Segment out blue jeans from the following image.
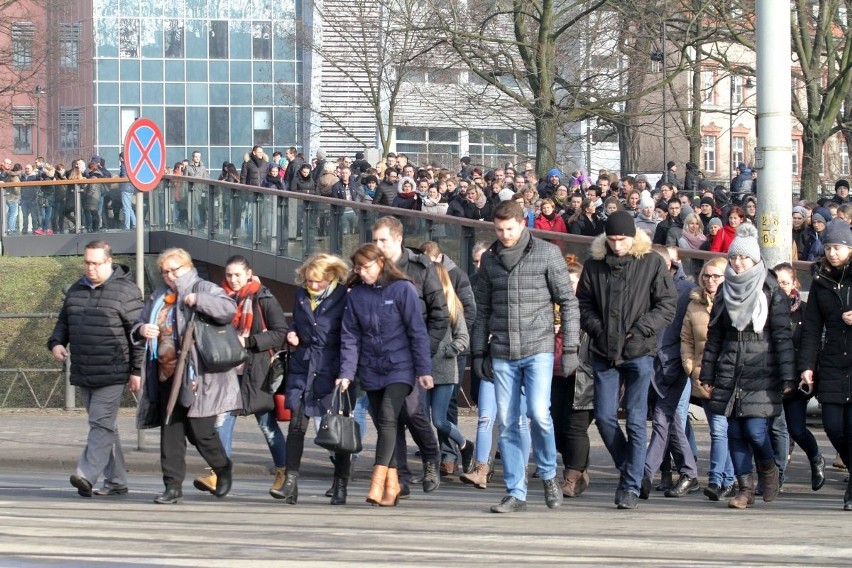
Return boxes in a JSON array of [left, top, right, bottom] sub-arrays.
[[5, 200, 18, 233], [676, 380, 698, 458], [492, 353, 557, 500], [593, 355, 653, 495], [728, 416, 774, 475], [783, 397, 821, 461], [427, 383, 466, 448], [702, 400, 735, 486], [121, 191, 136, 229], [767, 412, 789, 482], [474, 379, 529, 463], [215, 410, 286, 468], [20, 200, 39, 233], [40, 206, 52, 231]]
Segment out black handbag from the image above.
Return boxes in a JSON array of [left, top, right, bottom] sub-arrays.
[[262, 349, 290, 395], [314, 385, 362, 454], [191, 283, 248, 373]]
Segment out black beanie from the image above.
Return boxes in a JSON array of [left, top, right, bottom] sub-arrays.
[[836, 179, 850, 191], [605, 210, 637, 237]]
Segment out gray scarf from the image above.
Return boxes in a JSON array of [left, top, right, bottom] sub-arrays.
[[496, 229, 531, 271], [719, 260, 767, 331]]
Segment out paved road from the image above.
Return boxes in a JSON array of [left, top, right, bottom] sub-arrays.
[[1, 410, 851, 566]]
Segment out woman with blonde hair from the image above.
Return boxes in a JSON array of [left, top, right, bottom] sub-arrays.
[[425, 262, 473, 473], [279, 253, 352, 505]]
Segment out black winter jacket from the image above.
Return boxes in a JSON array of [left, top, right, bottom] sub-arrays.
[[374, 179, 398, 206], [291, 171, 316, 194], [240, 153, 268, 186], [799, 260, 852, 404], [47, 265, 144, 388], [700, 271, 795, 417], [577, 231, 677, 365], [238, 286, 288, 415], [396, 248, 450, 355]]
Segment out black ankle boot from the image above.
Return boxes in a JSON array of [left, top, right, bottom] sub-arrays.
[[330, 476, 348, 505], [844, 477, 852, 511], [281, 471, 299, 504], [213, 461, 232, 498], [811, 455, 826, 491]]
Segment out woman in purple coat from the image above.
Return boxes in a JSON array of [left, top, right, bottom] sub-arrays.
[[277, 253, 351, 505], [337, 243, 433, 507]]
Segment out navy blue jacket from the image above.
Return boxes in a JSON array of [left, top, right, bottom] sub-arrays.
[[285, 283, 347, 417], [339, 278, 431, 391]]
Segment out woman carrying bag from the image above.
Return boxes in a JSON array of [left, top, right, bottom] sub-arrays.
[[193, 255, 289, 499], [134, 248, 241, 504], [277, 253, 351, 505]]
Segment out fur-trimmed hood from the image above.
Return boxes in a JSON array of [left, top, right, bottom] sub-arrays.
[[589, 229, 652, 260], [689, 285, 714, 307]]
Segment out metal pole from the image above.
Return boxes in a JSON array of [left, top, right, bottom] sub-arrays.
[[754, 0, 791, 268], [730, 75, 734, 182], [135, 188, 146, 451], [661, 5, 668, 174]]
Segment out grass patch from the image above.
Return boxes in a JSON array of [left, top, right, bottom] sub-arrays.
[[0, 255, 138, 407]]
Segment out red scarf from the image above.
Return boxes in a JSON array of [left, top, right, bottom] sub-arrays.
[[222, 276, 262, 335]]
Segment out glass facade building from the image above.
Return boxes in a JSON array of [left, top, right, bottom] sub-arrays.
[[91, 0, 304, 169]]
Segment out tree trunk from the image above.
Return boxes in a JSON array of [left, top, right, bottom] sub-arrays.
[[535, 113, 558, 176], [688, 60, 702, 165], [800, 129, 825, 202], [616, 122, 640, 173]]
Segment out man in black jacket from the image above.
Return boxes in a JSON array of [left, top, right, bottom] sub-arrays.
[[374, 169, 400, 206], [239, 145, 267, 186], [577, 211, 677, 509], [47, 241, 144, 497], [372, 217, 448, 495]]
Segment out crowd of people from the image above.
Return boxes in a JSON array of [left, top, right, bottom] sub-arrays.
[[36, 146, 852, 514]]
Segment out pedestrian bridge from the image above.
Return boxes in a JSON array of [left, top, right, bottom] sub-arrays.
[[0, 175, 802, 289]]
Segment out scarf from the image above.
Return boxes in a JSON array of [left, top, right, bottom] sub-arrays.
[[789, 289, 802, 314], [364, 186, 377, 200], [474, 193, 487, 209], [719, 260, 767, 331], [496, 229, 531, 271], [680, 230, 707, 250], [307, 280, 337, 311], [397, 190, 416, 199], [553, 194, 568, 209], [149, 291, 178, 382], [223, 276, 262, 336]]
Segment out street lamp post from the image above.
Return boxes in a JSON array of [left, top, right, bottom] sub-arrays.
[[33, 85, 46, 159], [729, 76, 754, 182]]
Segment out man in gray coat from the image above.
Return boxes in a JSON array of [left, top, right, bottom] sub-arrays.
[[48, 241, 144, 497], [472, 200, 581, 513]]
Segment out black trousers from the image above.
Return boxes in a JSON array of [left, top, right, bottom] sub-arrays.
[[158, 384, 228, 490], [395, 382, 440, 483], [369, 383, 412, 468], [286, 400, 351, 479], [550, 374, 594, 471]]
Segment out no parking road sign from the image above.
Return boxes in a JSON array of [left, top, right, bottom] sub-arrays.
[[123, 118, 165, 192]]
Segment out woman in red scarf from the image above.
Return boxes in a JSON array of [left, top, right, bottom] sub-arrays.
[[192, 255, 289, 499]]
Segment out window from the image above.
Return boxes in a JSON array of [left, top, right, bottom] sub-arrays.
[[12, 107, 34, 154], [252, 22, 271, 59], [59, 108, 81, 151], [702, 135, 716, 173], [120, 108, 139, 145], [843, 147, 850, 176], [731, 75, 743, 105], [120, 19, 139, 58], [253, 108, 273, 146], [396, 127, 459, 166], [701, 70, 715, 105], [165, 107, 186, 145], [59, 23, 81, 70], [792, 139, 799, 175], [468, 129, 534, 168], [209, 21, 229, 59], [12, 22, 35, 69], [210, 107, 230, 145], [732, 136, 745, 168], [165, 20, 184, 58]]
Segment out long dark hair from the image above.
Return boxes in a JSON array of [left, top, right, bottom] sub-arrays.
[[346, 243, 410, 287]]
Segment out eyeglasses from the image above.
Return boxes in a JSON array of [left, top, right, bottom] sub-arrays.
[[84, 260, 109, 268], [161, 265, 185, 276], [353, 261, 377, 274], [702, 274, 724, 280]]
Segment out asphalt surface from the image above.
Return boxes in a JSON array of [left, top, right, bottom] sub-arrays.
[[1, 409, 851, 566]]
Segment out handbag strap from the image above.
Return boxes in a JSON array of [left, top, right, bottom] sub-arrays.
[[331, 384, 353, 416]]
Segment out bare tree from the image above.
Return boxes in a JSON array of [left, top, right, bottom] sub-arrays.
[[0, 0, 53, 123]]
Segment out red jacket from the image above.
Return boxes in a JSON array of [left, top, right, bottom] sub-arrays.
[[534, 213, 568, 233], [710, 223, 737, 253]]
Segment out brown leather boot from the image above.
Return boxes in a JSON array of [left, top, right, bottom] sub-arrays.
[[380, 467, 401, 507], [727, 474, 755, 509], [757, 460, 780, 502], [460, 461, 490, 489], [366, 465, 389, 505], [562, 468, 589, 498]]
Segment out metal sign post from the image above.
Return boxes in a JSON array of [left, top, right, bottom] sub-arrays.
[[123, 117, 165, 450]]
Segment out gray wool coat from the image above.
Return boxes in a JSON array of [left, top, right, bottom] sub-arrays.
[[134, 269, 242, 427], [432, 313, 469, 385]]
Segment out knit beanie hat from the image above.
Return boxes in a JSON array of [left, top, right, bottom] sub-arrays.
[[812, 206, 832, 224], [498, 188, 515, 201], [836, 179, 850, 191], [708, 217, 723, 229], [605, 210, 637, 237], [700, 196, 716, 207], [823, 219, 852, 247], [727, 224, 761, 263], [639, 194, 655, 209], [635, 174, 648, 184], [792, 205, 808, 218]]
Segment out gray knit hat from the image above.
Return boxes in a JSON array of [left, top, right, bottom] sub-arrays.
[[709, 217, 723, 229], [823, 219, 852, 247], [727, 224, 761, 263]]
